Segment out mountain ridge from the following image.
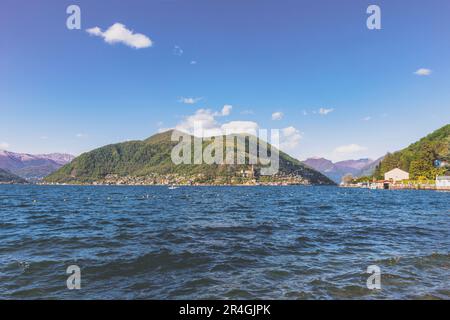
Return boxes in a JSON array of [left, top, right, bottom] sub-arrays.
[[0, 150, 75, 181], [45, 130, 335, 185], [302, 157, 381, 183], [0, 168, 27, 184]]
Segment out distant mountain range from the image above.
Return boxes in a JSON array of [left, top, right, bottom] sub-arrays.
[[0, 168, 27, 184], [302, 157, 383, 183], [45, 130, 335, 185], [0, 150, 75, 182]]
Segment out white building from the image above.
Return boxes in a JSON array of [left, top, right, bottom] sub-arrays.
[[436, 176, 450, 189], [384, 168, 409, 182]]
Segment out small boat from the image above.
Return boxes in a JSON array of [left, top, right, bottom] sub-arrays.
[[168, 185, 179, 190]]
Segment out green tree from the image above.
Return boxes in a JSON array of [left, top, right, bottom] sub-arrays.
[[410, 159, 434, 180]]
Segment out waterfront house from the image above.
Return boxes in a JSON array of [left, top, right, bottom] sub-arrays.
[[436, 176, 450, 190], [384, 168, 409, 182]]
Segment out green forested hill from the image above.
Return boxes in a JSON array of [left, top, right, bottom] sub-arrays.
[[373, 124, 450, 179], [45, 130, 335, 185]]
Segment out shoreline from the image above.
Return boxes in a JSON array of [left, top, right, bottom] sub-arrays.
[[339, 185, 450, 192], [3, 183, 449, 190], [38, 182, 316, 187], [1, 182, 333, 187]]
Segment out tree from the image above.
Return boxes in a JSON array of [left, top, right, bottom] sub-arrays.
[[410, 159, 434, 180]]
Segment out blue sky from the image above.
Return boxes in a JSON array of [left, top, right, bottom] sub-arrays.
[[1, 0, 449, 161]]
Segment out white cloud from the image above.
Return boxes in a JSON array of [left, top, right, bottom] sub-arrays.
[[362, 116, 371, 121], [175, 106, 258, 137], [86, 23, 152, 49], [221, 121, 259, 135], [219, 105, 232, 116], [175, 108, 222, 136], [76, 133, 88, 138], [190, 61, 197, 65], [0, 142, 9, 150], [318, 108, 334, 115], [414, 68, 432, 76], [173, 45, 183, 56], [86, 26, 102, 36], [174, 107, 302, 155], [280, 126, 302, 151], [271, 112, 284, 121], [302, 110, 308, 116], [334, 144, 367, 154], [179, 97, 202, 105]]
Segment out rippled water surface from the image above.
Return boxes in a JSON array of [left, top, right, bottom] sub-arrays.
[[0, 185, 449, 299]]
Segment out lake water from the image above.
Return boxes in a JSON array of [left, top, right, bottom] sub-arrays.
[[0, 185, 448, 299]]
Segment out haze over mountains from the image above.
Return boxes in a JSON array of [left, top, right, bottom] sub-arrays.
[[0, 150, 74, 181], [302, 157, 383, 183]]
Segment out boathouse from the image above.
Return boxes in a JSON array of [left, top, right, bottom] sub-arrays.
[[384, 168, 409, 182]]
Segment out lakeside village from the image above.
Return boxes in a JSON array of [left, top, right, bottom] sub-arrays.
[[341, 161, 450, 191], [43, 165, 318, 186]]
